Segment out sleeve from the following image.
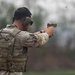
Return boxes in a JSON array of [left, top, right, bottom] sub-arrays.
[[20, 31, 49, 47]]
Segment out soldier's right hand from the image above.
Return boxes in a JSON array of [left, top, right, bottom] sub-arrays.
[[44, 26, 55, 37]]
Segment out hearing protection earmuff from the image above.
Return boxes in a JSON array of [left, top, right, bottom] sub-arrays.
[[22, 17, 33, 26]]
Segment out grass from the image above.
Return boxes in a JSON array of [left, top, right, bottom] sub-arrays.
[[23, 71, 75, 75]]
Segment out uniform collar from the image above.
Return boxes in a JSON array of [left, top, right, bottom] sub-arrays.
[[6, 24, 17, 28]]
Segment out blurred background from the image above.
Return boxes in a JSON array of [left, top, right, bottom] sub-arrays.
[[0, 0, 75, 74]]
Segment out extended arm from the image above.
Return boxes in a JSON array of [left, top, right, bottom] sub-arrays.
[[20, 26, 54, 47]]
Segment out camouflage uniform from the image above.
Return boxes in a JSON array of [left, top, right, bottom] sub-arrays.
[[0, 71, 22, 75], [0, 24, 49, 75]]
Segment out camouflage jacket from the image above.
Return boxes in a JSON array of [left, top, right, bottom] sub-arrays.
[[0, 24, 49, 72]]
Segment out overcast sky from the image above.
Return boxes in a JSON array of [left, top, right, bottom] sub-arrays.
[[0, 0, 75, 27]]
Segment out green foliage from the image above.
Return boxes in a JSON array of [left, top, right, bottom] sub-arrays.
[[0, 1, 16, 29], [32, 14, 43, 31], [0, 18, 7, 28]]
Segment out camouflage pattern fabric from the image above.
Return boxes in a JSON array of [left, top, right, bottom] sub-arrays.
[[0, 24, 49, 72], [0, 71, 23, 75]]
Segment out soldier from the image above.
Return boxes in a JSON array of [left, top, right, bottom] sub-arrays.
[[0, 7, 55, 75]]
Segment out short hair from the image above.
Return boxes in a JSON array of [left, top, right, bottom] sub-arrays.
[[13, 7, 32, 22]]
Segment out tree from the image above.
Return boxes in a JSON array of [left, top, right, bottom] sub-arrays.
[[0, 1, 16, 29]]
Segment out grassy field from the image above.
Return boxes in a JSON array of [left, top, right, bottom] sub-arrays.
[[23, 71, 75, 75]]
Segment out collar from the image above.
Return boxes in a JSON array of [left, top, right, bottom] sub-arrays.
[[6, 24, 17, 28]]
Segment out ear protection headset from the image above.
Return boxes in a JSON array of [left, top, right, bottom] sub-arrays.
[[22, 17, 33, 27]]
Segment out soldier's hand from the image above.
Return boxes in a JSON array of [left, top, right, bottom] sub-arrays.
[[44, 26, 55, 37]]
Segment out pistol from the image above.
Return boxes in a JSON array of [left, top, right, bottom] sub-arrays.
[[47, 23, 57, 27]]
